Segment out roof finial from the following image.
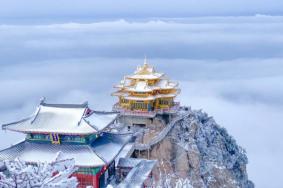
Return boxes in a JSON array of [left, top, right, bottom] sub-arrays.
[[144, 55, 147, 65], [40, 97, 46, 105]]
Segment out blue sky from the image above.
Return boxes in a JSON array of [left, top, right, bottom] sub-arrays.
[[0, 1, 282, 187], [0, 0, 283, 23]]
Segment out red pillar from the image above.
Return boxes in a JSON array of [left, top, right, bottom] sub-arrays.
[[93, 174, 99, 188]]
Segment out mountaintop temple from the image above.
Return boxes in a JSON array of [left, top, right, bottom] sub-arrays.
[[112, 59, 180, 118], [112, 59, 180, 128]]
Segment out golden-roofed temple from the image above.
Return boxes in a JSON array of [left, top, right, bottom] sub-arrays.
[[112, 58, 180, 117]]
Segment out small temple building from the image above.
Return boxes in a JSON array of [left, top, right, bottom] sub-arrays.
[[112, 59, 180, 126], [0, 99, 131, 188], [112, 59, 180, 118]]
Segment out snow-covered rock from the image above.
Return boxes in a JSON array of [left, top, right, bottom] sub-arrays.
[[137, 108, 254, 188]]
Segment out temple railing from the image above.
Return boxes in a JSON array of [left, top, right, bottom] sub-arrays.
[[112, 103, 156, 117], [112, 102, 180, 117]]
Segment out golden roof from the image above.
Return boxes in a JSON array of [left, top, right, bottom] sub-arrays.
[[125, 58, 164, 80], [113, 58, 180, 95]]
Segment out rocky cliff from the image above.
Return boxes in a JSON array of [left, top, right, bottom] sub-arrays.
[[136, 108, 254, 188]]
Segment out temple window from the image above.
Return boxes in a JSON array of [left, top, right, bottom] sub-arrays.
[[132, 102, 148, 110], [121, 98, 129, 103]]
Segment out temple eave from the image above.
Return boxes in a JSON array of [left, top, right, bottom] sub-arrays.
[[4, 128, 97, 136], [125, 74, 164, 80]]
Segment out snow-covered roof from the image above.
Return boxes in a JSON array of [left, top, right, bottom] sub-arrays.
[[135, 81, 149, 92], [117, 158, 143, 168], [0, 141, 105, 167], [84, 112, 117, 132], [115, 77, 178, 93], [2, 102, 117, 135], [126, 61, 164, 80], [115, 142, 135, 165], [117, 158, 157, 188], [0, 133, 132, 168], [156, 79, 179, 89], [125, 80, 178, 92], [126, 73, 164, 80], [91, 133, 132, 164], [113, 61, 180, 97], [124, 81, 153, 92], [112, 91, 129, 97], [116, 78, 132, 88]]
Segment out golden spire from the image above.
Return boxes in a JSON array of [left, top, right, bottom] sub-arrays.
[[144, 55, 148, 66]]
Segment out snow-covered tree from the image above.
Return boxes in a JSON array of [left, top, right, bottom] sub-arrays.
[[175, 178, 193, 188], [153, 159, 193, 188], [0, 152, 78, 188]]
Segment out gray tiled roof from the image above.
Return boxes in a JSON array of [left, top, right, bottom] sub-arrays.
[[117, 158, 157, 188], [0, 141, 105, 167], [0, 133, 132, 168], [2, 101, 116, 135], [91, 133, 132, 163], [117, 158, 143, 168]]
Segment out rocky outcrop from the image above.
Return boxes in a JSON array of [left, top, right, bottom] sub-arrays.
[[136, 108, 254, 188]]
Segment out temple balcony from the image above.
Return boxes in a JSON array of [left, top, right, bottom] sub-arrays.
[[112, 103, 157, 118], [112, 102, 180, 117]]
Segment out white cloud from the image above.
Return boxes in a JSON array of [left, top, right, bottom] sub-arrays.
[[1, 17, 283, 63]]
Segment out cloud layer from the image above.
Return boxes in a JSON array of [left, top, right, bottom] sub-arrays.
[[0, 17, 282, 187], [1, 16, 283, 63]]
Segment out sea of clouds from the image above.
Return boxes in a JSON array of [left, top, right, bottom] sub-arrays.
[[0, 16, 282, 187]]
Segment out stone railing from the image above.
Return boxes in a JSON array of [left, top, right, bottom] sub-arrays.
[[134, 112, 188, 151]]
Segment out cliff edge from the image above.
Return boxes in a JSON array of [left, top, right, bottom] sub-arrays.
[[136, 108, 254, 188]]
